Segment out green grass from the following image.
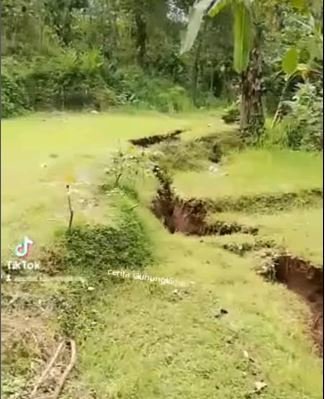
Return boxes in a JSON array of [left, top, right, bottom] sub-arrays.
[[2, 111, 323, 399], [211, 207, 323, 264], [174, 149, 322, 199], [72, 209, 322, 399], [1, 111, 224, 258]]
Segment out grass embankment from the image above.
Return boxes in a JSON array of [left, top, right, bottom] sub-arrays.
[[212, 208, 323, 264], [170, 146, 322, 264], [73, 208, 322, 399], [2, 111, 323, 399], [174, 149, 322, 199]]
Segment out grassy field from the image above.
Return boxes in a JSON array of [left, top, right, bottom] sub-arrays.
[[174, 149, 322, 199], [1, 110, 224, 258], [212, 208, 323, 264], [2, 111, 323, 399]]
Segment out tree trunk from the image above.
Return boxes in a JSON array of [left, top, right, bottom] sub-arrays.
[[240, 28, 264, 140], [191, 20, 207, 106], [135, 11, 147, 67]]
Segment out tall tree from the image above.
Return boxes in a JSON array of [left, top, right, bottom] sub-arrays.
[[181, 0, 265, 139]]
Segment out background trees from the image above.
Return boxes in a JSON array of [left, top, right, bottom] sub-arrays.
[[1, 0, 323, 151], [1, 0, 233, 114]]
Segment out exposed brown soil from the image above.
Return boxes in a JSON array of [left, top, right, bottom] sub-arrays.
[[273, 255, 323, 354], [129, 129, 185, 147], [151, 165, 323, 353], [151, 165, 258, 236]]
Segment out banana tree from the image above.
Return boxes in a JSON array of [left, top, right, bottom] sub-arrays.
[[181, 0, 265, 138], [272, 14, 323, 127]]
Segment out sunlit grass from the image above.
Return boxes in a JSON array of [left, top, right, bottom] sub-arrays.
[[1, 111, 222, 257], [174, 149, 322, 198], [2, 111, 323, 399], [212, 207, 323, 264], [76, 208, 323, 399]]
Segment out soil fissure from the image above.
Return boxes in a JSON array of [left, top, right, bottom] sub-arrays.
[[151, 165, 258, 236], [129, 129, 185, 147], [260, 253, 323, 354]]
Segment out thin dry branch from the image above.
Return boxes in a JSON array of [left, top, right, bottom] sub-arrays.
[[66, 184, 74, 230], [52, 339, 77, 399], [30, 340, 65, 398]]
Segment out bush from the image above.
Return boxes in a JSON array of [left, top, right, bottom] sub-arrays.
[[46, 199, 153, 279], [221, 101, 240, 124], [1, 51, 120, 117], [23, 51, 119, 110], [155, 86, 193, 112], [1, 71, 29, 118], [262, 83, 323, 151], [107, 66, 194, 112], [2, 54, 221, 117], [45, 199, 153, 337], [64, 205, 152, 274], [281, 83, 322, 150]]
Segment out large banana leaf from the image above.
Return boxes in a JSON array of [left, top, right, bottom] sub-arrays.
[[180, 0, 223, 55], [232, 2, 253, 73], [181, 0, 253, 73]]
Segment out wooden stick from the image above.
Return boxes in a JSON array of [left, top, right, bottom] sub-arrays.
[[30, 341, 65, 398], [52, 339, 77, 399], [66, 185, 74, 231]]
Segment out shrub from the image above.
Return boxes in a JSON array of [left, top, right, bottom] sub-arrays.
[[1, 55, 215, 117], [1, 71, 29, 118], [2, 51, 119, 116], [45, 199, 153, 279], [108, 66, 195, 112], [281, 83, 323, 151], [104, 147, 152, 189], [155, 86, 193, 112], [221, 101, 240, 124], [64, 205, 152, 275], [262, 83, 323, 151]]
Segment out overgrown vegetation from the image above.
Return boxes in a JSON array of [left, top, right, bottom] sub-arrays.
[[265, 83, 323, 150], [2, 111, 322, 399], [45, 198, 153, 277], [1, 0, 323, 397], [1, 0, 234, 116], [43, 195, 153, 341], [2, 0, 323, 153], [148, 129, 242, 173], [181, 0, 323, 146]]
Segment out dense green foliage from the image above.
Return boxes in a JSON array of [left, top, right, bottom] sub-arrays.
[[181, 0, 323, 146], [281, 83, 323, 150], [51, 195, 153, 337], [1, 0, 323, 151], [2, 0, 235, 116], [49, 200, 152, 277]]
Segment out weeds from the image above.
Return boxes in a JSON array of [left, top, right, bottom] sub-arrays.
[[208, 188, 322, 213], [150, 130, 242, 173], [49, 199, 153, 338]]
